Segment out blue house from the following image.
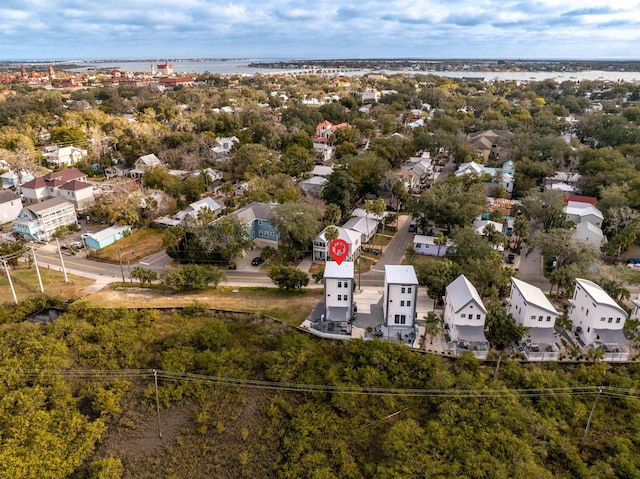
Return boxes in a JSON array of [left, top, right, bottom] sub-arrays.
[[231, 202, 279, 248], [85, 225, 131, 250]]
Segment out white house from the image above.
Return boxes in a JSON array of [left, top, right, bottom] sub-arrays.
[[383, 265, 419, 335], [412, 234, 453, 256], [564, 201, 604, 228], [173, 197, 222, 227], [313, 226, 361, 262], [130, 154, 163, 178], [57, 180, 94, 210], [0, 169, 34, 189], [574, 222, 605, 247], [43, 145, 87, 168], [324, 261, 355, 322], [443, 274, 489, 359], [569, 278, 629, 360], [311, 165, 333, 178], [508, 277, 559, 361], [455, 161, 484, 177], [19, 168, 91, 206], [342, 216, 378, 244], [360, 88, 380, 102], [211, 136, 239, 158], [0, 190, 22, 224], [13, 197, 77, 242]]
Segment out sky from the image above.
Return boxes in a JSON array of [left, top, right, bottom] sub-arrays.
[[2, 0, 640, 61]]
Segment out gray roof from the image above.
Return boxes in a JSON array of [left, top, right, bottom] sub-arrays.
[[456, 325, 488, 343], [86, 225, 131, 242], [528, 327, 557, 345], [342, 216, 378, 235], [28, 197, 75, 215], [446, 274, 486, 314], [231, 202, 274, 224], [576, 278, 627, 316], [324, 261, 354, 279], [593, 328, 627, 345], [385, 265, 418, 285], [511, 277, 557, 315], [0, 189, 19, 203]]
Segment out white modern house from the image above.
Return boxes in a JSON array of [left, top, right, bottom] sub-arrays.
[[564, 201, 604, 228], [569, 278, 629, 361], [507, 277, 559, 361], [313, 226, 361, 262], [382, 265, 419, 343], [455, 161, 484, 177], [0, 190, 22, 224], [13, 197, 77, 242], [211, 136, 239, 158], [323, 261, 355, 324], [443, 275, 489, 359]]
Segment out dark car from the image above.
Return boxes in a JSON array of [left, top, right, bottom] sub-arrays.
[[408, 222, 417, 233], [506, 253, 516, 264], [251, 257, 265, 266]]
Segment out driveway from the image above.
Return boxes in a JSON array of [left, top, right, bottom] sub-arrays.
[[362, 215, 413, 286]]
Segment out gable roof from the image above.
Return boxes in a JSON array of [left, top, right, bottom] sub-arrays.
[[0, 189, 19, 203], [136, 154, 162, 167], [446, 274, 487, 314], [511, 277, 557, 315], [575, 278, 627, 316], [27, 197, 75, 215], [317, 225, 361, 245], [342, 216, 378, 236], [231, 202, 274, 224], [21, 168, 87, 189], [59, 180, 93, 191], [564, 202, 603, 220]]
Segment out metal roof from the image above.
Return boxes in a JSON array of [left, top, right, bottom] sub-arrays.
[[446, 274, 486, 314], [384, 265, 418, 285], [511, 277, 558, 315], [324, 261, 354, 279], [575, 278, 627, 315]]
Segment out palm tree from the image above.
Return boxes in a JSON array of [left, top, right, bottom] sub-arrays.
[[424, 312, 442, 345], [434, 231, 447, 257], [513, 215, 529, 253]]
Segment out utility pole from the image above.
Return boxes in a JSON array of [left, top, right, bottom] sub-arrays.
[[31, 247, 44, 293], [2, 259, 18, 304], [117, 245, 125, 283], [581, 386, 604, 448], [127, 260, 132, 283], [153, 370, 162, 439], [55, 238, 68, 283]]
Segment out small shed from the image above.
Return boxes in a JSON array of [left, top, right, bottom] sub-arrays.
[[85, 225, 131, 250]]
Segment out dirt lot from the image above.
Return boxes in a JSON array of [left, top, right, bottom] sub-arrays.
[[90, 228, 165, 263], [78, 286, 323, 325]]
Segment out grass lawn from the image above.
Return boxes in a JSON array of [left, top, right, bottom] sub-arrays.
[[369, 233, 393, 249], [90, 228, 165, 264], [77, 286, 324, 325], [0, 265, 93, 301], [402, 250, 444, 266]]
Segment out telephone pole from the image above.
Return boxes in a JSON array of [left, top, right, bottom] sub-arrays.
[[581, 386, 604, 448], [117, 246, 125, 283], [2, 259, 17, 304], [55, 238, 68, 282], [31, 247, 44, 293]]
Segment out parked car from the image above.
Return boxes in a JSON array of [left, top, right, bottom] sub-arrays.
[[251, 257, 264, 266], [506, 253, 516, 264], [627, 257, 640, 264], [81, 233, 91, 239], [408, 222, 417, 233], [70, 241, 84, 249]]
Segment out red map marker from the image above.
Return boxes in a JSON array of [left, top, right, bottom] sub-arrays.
[[329, 239, 349, 265]]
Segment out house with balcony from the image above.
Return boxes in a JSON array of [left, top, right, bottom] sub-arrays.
[[0, 169, 34, 189], [569, 278, 630, 361], [13, 197, 77, 242], [313, 226, 361, 262], [564, 201, 604, 228], [0, 190, 22, 224], [211, 136, 239, 159], [20, 168, 93, 209], [507, 277, 559, 361], [443, 275, 489, 359], [342, 215, 379, 244], [382, 265, 419, 344], [129, 154, 164, 178], [231, 202, 278, 248], [42, 145, 87, 168]]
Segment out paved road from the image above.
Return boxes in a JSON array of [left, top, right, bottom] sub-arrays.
[[362, 215, 413, 286]]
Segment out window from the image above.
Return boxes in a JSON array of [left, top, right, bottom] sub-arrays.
[[258, 220, 262, 225], [531, 315, 536, 320], [477, 314, 481, 320], [394, 315, 406, 325], [259, 230, 263, 237], [408, 287, 412, 294], [601, 317, 605, 322], [344, 295, 348, 301], [586, 309, 589, 316], [608, 317, 613, 323], [401, 287, 406, 293], [461, 314, 466, 318], [338, 281, 342, 288], [407, 301, 411, 307], [337, 295, 342, 301], [538, 316, 543, 322], [616, 318, 621, 324], [547, 316, 551, 322], [270, 232, 275, 237], [400, 301, 405, 307]]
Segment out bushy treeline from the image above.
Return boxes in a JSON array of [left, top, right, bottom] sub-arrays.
[[0, 301, 639, 478]]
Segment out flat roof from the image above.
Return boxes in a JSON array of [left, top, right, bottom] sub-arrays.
[[324, 261, 354, 279], [385, 265, 418, 285]]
